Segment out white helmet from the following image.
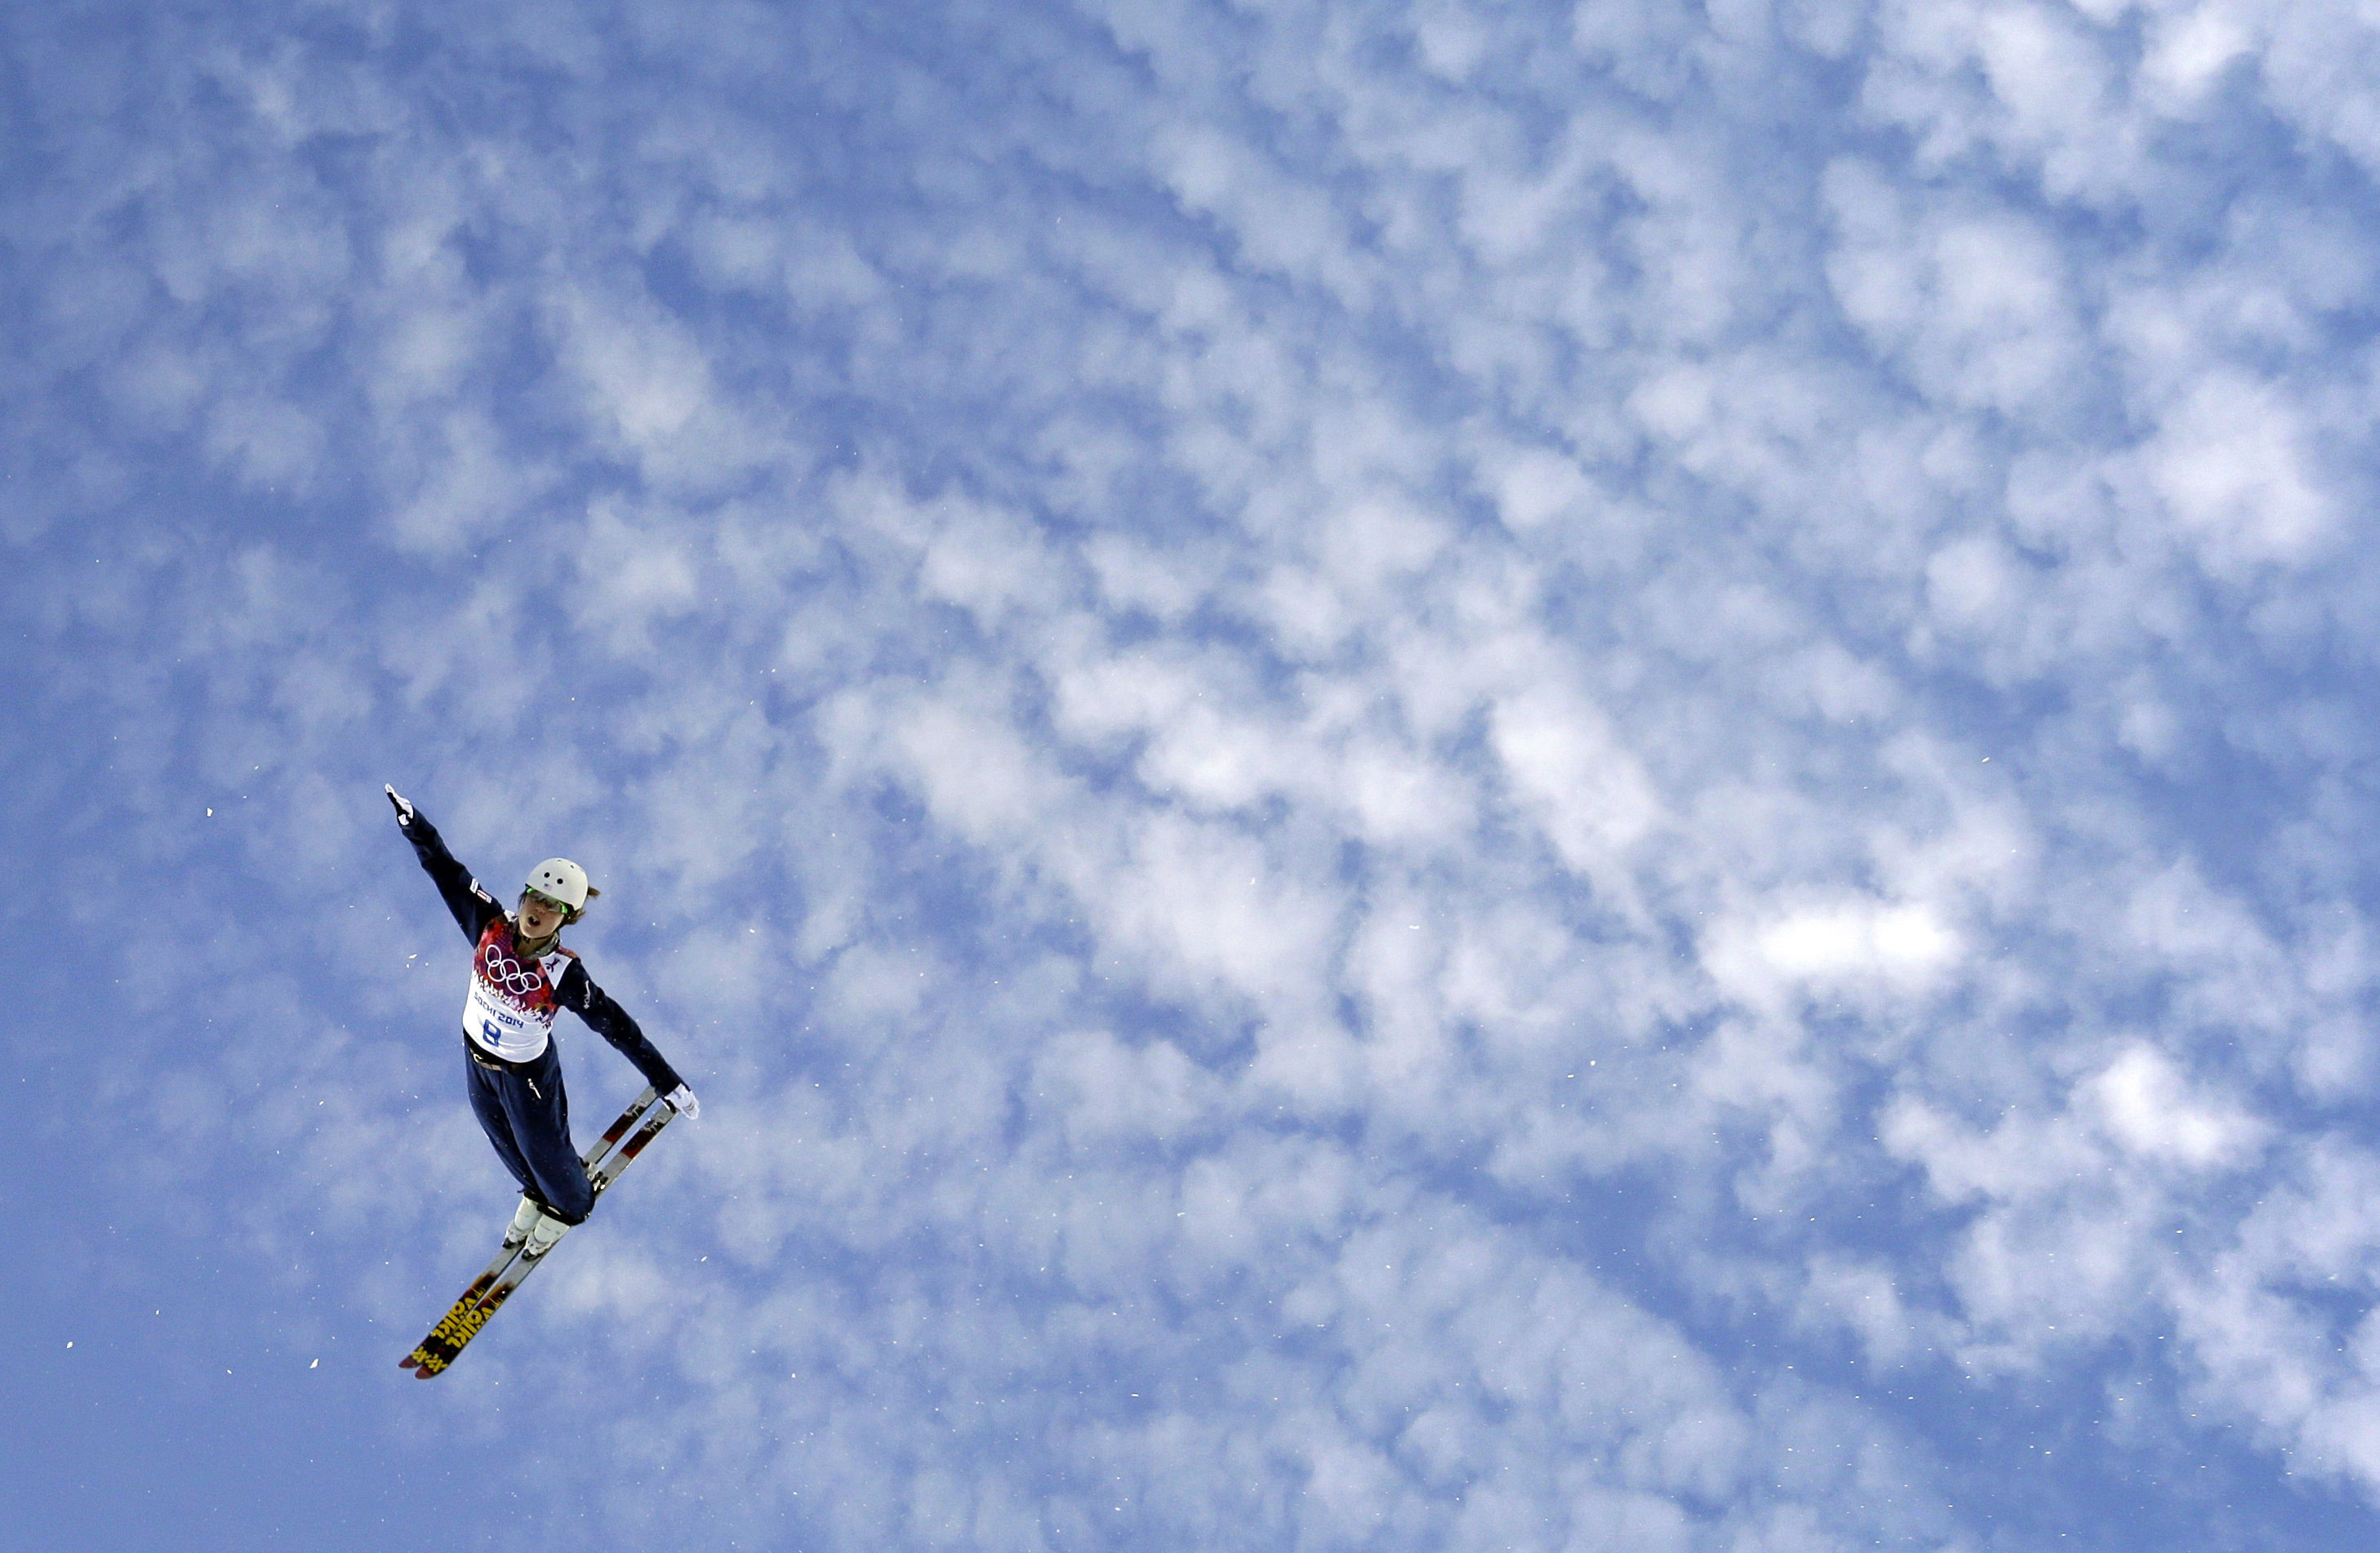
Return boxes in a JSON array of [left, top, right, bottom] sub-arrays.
[[524, 857, 595, 914]]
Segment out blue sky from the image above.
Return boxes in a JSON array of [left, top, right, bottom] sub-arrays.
[[7, 0, 2380, 1548]]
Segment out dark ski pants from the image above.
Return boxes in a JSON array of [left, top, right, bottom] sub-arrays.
[[464, 1040, 594, 1223]]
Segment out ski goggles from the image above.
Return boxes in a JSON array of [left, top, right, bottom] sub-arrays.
[[520, 887, 574, 915]]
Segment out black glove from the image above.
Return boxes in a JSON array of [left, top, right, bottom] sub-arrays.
[[385, 784, 416, 829]]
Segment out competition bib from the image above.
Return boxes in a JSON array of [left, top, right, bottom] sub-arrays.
[[459, 919, 566, 1062]]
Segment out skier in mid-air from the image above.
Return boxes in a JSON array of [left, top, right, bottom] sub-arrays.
[[385, 784, 696, 1262]]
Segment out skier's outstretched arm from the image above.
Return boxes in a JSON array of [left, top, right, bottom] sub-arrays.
[[554, 959, 694, 1115], [386, 785, 505, 945]]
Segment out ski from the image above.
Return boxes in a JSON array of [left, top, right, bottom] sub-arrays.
[[410, 1101, 677, 1377], [401, 1085, 665, 1377]]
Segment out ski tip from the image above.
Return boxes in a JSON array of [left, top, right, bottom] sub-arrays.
[[411, 1363, 441, 1379]]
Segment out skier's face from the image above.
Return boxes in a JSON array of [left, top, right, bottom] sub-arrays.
[[518, 889, 567, 941]]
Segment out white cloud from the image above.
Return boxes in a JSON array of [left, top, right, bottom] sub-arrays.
[[2141, 3, 2258, 109], [2142, 372, 2336, 571], [1824, 158, 2088, 416], [1795, 1254, 1955, 1369], [2086, 1044, 2268, 1168], [1706, 897, 1963, 1011], [1488, 684, 1662, 888]]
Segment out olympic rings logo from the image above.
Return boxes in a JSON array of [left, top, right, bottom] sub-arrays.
[[480, 945, 545, 998]]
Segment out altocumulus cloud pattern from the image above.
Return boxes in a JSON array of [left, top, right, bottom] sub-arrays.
[[6, 1, 2380, 1549]]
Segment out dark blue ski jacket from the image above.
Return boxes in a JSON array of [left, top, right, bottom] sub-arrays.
[[398, 808, 685, 1097]]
